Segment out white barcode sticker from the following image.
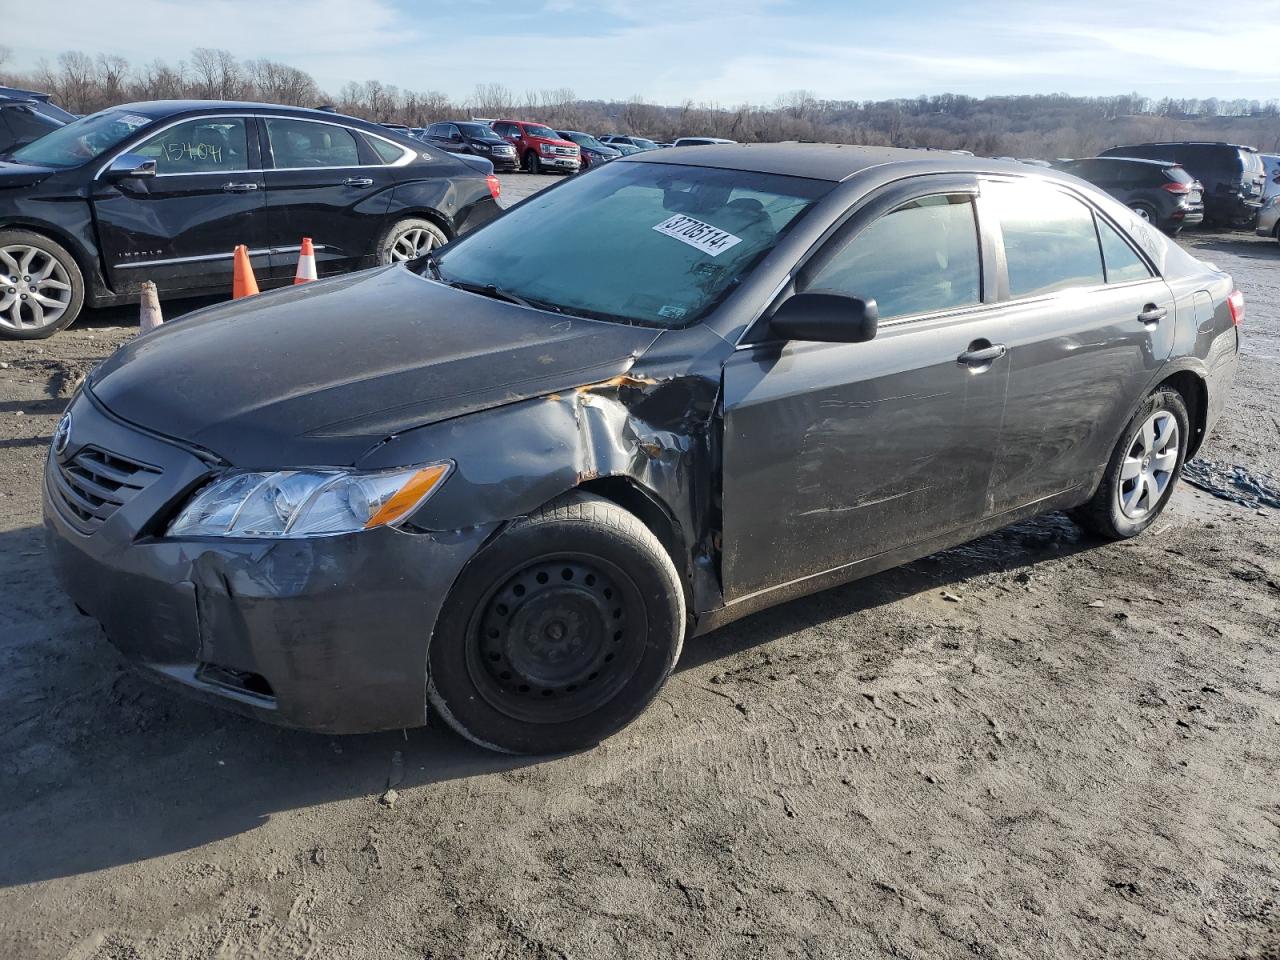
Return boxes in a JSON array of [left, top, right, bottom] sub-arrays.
[[652, 214, 743, 257]]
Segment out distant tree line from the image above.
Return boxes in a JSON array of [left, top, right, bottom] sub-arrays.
[[3, 46, 1279, 158]]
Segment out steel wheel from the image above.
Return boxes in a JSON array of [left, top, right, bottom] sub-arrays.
[[1117, 410, 1179, 519], [464, 553, 648, 725], [0, 243, 73, 334], [390, 227, 435, 262]]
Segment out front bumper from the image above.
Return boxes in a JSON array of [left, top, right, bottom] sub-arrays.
[[42, 390, 490, 734], [536, 154, 580, 171]]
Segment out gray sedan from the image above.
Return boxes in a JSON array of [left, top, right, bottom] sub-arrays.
[[45, 144, 1241, 754]]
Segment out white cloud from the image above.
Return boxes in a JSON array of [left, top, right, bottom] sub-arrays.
[[9, 0, 1280, 103]]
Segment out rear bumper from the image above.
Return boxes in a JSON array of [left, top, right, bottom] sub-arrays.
[[42, 390, 489, 734]]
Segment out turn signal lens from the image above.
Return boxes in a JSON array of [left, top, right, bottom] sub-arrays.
[[1228, 288, 1245, 326], [364, 463, 451, 529]]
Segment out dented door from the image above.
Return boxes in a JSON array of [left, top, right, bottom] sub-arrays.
[[720, 309, 1009, 601]]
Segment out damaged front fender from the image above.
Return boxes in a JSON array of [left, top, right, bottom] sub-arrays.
[[356, 337, 728, 616]]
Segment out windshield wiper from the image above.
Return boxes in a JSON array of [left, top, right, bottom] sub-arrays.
[[441, 277, 561, 314]]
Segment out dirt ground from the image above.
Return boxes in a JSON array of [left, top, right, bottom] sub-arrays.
[[1, 179, 1278, 958]]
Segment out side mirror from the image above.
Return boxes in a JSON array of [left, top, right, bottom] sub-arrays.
[[770, 290, 878, 343], [103, 153, 157, 181]]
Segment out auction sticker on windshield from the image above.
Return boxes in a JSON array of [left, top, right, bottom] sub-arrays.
[[652, 215, 743, 257]]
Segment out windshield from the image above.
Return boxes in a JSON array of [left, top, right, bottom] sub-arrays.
[[432, 161, 829, 329], [9, 108, 153, 168], [567, 132, 607, 151], [523, 124, 559, 140], [457, 122, 497, 139], [634, 138, 658, 150]]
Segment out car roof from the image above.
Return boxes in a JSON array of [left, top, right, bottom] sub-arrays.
[[0, 85, 52, 103], [622, 141, 1083, 182], [105, 100, 373, 123], [1108, 140, 1258, 152], [1076, 156, 1178, 168]]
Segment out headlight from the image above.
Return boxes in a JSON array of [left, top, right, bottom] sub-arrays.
[[540, 143, 555, 155], [476, 143, 490, 151], [168, 461, 451, 538]]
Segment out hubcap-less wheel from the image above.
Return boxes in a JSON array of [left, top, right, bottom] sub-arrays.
[[465, 555, 647, 724], [389, 228, 435, 262], [0, 244, 72, 333], [1117, 411, 1179, 519]]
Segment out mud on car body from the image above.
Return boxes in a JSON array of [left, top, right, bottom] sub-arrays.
[[45, 144, 1241, 754]]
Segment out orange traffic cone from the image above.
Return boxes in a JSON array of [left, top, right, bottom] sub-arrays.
[[294, 237, 317, 284], [138, 280, 163, 334], [232, 244, 259, 298]]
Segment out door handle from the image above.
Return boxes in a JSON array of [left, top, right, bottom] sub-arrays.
[[1137, 304, 1167, 325], [957, 343, 1007, 366], [221, 182, 259, 193], [343, 177, 374, 188]]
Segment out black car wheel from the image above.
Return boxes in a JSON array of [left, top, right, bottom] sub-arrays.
[[1071, 386, 1189, 540], [0, 229, 84, 341], [377, 218, 448, 265], [428, 492, 686, 755], [1129, 202, 1155, 224], [526, 151, 542, 175]]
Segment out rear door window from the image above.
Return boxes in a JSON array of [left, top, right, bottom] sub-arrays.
[[987, 181, 1104, 298], [808, 194, 982, 321], [265, 117, 360, 169], [134, 117, 251, 174], [1096, 219, 1152, 283]]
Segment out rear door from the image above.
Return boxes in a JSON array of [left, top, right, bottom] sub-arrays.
[[92, 114, 267, 293], [258, 115, 402, 278], [720, 177, 1009, 600], [981, 178, 1176, 514]]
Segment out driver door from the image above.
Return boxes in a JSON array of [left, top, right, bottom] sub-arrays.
[[93, 115, 267, 294], [720, 178, 1009, 601]]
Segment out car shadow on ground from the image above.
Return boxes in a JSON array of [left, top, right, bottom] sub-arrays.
[[1178, 229, 1280, 261], [0, 510, 1100, 888]]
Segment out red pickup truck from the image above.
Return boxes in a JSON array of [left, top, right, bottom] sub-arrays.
[[491, 119, 581, 174]]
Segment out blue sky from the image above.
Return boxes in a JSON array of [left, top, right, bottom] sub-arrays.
[[8, 0, 1280, 104]]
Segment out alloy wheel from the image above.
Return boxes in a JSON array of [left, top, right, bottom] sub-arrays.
[[464, 554, 647, 724], [1117, 410, 1179, 519], [390, 228, 435, 262], [1131, 205, 1152, 222], [0, 244, 73, 333]]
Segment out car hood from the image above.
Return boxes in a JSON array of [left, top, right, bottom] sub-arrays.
[[88, 266, 662, 467], [0, 160, 57, 187]]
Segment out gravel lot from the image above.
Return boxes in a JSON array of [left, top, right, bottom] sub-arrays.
[[0, 174, 1277, 959]]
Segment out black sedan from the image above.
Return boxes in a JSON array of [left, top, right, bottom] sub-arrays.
[[422, 120, 520, 171], [0, 101, 502, 338], [45, 144, 1240, 754], [556, 130, 621, 170]]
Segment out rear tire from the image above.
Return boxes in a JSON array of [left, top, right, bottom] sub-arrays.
[[376, 218, 447, 265], [1129, 203, 1155, 224], [428, 492, 686, 755], [0, 229, 84, 340], [1071, 387, 1189, 540]]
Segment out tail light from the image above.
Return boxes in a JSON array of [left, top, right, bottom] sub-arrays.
[[1161, 181, 1190, 194], [485, 174, 501, 200], [1227, 288, 1245, 326]]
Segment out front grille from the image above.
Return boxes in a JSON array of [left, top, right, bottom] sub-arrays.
[[554, 146, 577, 156], [52, 446, 162, 533]]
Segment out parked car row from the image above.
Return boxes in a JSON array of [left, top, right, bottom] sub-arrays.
[[0, 100, 503, 338], [387, 120, 738, 175]]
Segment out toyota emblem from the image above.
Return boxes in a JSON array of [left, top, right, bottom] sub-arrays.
[[52, 412, 72, 457]]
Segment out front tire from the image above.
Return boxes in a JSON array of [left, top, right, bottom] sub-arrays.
[[0, 229, 84, 340], [428, 492, 686, 755], [1072, 387, 1190, 539], [526, 151, 542, 174]]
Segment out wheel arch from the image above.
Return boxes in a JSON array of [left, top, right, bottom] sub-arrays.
[[1156, 368, 1209, 459], [0, 218, 102, 297]]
